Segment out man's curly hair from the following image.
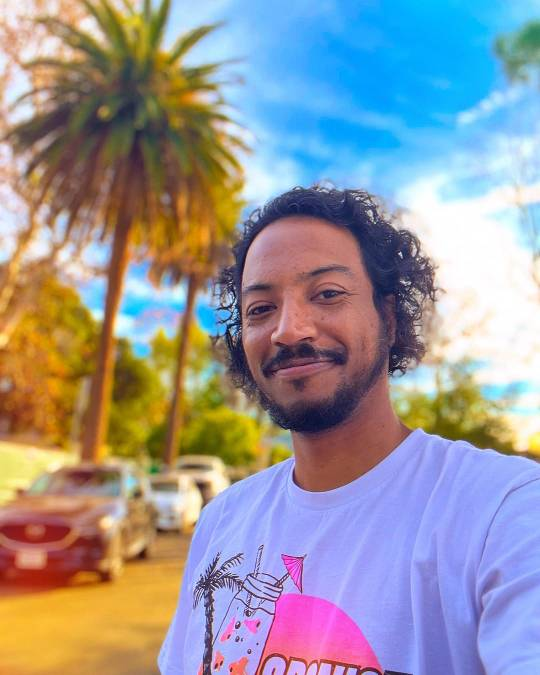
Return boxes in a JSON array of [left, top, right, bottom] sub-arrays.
[[215, 185, 438, 397]]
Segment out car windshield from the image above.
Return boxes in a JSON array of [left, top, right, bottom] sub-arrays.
[[151, 481, 179, 493], [27, 469, 122, 497], [178, 463, 213, 472]]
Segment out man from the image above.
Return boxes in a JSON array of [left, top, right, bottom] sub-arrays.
[[159, 186, 540, 675]]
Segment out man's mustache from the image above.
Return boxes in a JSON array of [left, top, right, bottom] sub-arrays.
[[261, 343, 347, 378]]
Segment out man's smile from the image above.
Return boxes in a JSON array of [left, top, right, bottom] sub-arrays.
[[261, 344, 347, 380], [270, 358, 337, 380]]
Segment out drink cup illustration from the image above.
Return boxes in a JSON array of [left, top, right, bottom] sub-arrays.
[[211, 546, 305, 674]]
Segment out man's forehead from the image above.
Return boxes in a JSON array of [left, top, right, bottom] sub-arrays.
[[241, 216, 363, 288]]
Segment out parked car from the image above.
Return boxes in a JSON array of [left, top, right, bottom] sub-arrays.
[[149, 473, 203, 532], [175, 455, 230, 505], [0, 463, 157, 582]]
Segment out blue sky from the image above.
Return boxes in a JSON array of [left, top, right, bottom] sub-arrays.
[[75, 0, 540, 447]]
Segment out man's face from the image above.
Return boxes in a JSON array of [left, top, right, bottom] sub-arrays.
[[240, 216, 392, 433]]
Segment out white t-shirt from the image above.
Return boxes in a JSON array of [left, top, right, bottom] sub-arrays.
[[158, 429, 540, 675]]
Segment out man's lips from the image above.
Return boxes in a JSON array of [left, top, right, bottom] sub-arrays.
[[269, 359, 336, 379]]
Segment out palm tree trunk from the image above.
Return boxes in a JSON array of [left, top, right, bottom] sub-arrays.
[[163, 273, 199, 467], [80, 215, 133, 461], [202, 591, 214, 675]]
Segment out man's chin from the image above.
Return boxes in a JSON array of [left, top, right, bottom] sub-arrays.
[[257, 388, 357, 433]]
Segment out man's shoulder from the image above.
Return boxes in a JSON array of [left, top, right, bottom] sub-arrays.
[[418, 429, 540, 496]]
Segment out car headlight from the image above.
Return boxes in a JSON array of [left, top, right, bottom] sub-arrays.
[[98, 515, 115, 531]]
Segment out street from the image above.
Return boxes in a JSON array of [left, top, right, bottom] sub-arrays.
[[0, 532, 189, 675]]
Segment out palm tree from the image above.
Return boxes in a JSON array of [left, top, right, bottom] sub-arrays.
[[149, 182, 244, 467], [193, 551, 243, 675], [6, 0, 245, 461]]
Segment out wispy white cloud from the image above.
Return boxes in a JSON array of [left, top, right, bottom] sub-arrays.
[[456, 87, 526, 126], [255, 76, 408, 138], [243, 151, 304, 204], [398, 173, 540, 398]]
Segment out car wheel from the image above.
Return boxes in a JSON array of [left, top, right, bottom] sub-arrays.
[[139, 527, 156, 559], [99, 534, 124, 582]]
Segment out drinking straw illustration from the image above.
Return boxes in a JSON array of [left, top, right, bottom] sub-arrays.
[[246, 544, 264, 606], [254, 545, 264, 576]]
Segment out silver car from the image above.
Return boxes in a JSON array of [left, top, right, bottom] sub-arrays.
[[149, 473, 203, 533], [174, 455, 230, 505]]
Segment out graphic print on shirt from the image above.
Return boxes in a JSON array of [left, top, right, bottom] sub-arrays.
[[193, 544, 412, 675]]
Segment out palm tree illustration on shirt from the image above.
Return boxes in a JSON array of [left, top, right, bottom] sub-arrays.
[[194, 552, 244, 674]]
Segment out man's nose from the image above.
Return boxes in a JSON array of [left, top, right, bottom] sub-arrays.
[[270, 300, 318, 347]]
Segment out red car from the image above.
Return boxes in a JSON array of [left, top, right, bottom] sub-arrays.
[[0, 463, 157, 582]]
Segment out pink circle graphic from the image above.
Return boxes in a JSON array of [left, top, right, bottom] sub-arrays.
[[260, 594, 382, 668]]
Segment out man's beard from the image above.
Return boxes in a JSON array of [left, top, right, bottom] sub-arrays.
[[253, 322, 390, 434]]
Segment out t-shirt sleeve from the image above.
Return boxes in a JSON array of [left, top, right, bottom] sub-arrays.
[[158, 553, 193, 674], [157, 501, 221, 674], [476, 475, 540, 674]]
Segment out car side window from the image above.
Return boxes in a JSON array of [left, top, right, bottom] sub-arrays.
[[125, 472, 143, 499]]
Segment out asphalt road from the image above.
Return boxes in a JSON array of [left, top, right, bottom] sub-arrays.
[[0, 532, 190, 675]]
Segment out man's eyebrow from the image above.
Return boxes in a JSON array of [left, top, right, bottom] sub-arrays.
[[242, 282, 273, 296], [303, 264, 354, 279], [242, 265, 354, 296]]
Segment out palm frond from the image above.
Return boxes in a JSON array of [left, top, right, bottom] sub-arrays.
[[140, 135, 165, 191], [36, 17, 110, 72], [181, 60, 238, 81], [193, 583, 205, 609], [67, 95, 101, 137], [200, 552, 221, 582], [143, 0, 152, 21], [209, 573, 242, 594], [218, 552, 244, 573], [167, 24, 223, 65], [22, 58, 94, 78], [102, 121, 135, 163], [82, 0, 129, 54], [148, 0, 170, 52], [116, 0, 136, 16]]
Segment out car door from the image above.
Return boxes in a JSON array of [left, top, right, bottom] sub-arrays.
[[125, 471, 147, 554]]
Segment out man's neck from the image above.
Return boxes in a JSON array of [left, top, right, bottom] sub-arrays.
[[290, 381, 411, 492]]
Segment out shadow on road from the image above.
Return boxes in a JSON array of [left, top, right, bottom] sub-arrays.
[[0, 531, 188, 597]]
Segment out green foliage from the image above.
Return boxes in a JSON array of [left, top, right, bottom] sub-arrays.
[[107, 338, 167, 457], [0, 277, 96, 445], [145, 363, 229, 461], [145, 422, 167, 460], [269, 443, 293, 465], [393, 362, 516, 454], [495, 21, 540, 83], [188, 372, 227, 413], [180, 406, 261, 467], [149, 322, 213, 386]]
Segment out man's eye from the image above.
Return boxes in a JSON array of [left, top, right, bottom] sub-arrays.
[[316, 289, 345, 300], [247, 304, 273, 317]]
